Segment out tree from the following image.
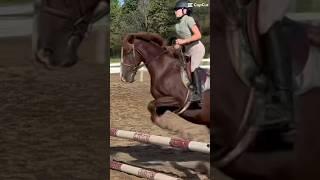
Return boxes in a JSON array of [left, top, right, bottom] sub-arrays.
[[110, 0, 125, 57], [122, 0, 138, 13], [147, 0, 177, 37]]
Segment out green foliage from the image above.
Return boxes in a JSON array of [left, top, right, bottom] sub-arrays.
[[110, 0, 122, 57], [122, 0, 138, 13], [147, 0, 176, 37]]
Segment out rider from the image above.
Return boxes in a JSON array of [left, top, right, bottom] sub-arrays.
[[173, 0, 205, 103], [240, 0, 293, 131]]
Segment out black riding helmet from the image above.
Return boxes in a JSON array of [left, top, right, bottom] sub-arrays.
[[174, 0, 193, 15]]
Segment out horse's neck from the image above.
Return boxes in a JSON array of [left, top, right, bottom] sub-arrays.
[[135, 40, 162, 64], [136, 40, 185, 99], [135, 40, 169, 77]]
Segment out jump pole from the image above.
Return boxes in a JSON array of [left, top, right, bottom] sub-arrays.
[[110, 128, 210, 154], [110, 160, 181, 180]]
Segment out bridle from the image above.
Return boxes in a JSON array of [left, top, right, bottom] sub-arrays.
[[120, 42, 168, 76], [120, 45, 145, 76]]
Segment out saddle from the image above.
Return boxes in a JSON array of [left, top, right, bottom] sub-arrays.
[[163, 46, 210, 112], [171, 48, 210, 93]]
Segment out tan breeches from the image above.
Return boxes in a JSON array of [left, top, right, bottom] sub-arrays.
[[185, 41, 206, 72]]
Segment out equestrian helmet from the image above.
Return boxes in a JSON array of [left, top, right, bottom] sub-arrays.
[[174, 0, 193, 11]]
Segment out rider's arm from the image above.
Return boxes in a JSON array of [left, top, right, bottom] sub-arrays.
[[176, 17, 202, 45], [183, 25, 201, 44]]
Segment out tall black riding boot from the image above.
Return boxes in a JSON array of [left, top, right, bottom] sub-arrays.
[[190, 69, 202, 103], [262, 21, 294, 132]]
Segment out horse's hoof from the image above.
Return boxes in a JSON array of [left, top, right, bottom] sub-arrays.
[[35, 50, 60, 70]]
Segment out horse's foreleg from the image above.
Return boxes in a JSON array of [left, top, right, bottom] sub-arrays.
[[147, 100, 191, 139], [148, 100, 167, 129]]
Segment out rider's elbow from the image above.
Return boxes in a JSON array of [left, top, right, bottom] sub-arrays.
[[196, 33, 202, 40]]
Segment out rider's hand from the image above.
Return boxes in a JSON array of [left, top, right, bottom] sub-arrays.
[[176, 39, 187, 45], [174, 44, 181, 49]]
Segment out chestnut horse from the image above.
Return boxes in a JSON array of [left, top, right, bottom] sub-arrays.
[[120, 32, 210, 129], [33, 0, 109, 69], [213, 0, 320, 179]]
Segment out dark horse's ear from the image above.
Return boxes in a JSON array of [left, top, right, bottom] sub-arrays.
[[168, 37, 177, 45], [127, 34, 135, 44]]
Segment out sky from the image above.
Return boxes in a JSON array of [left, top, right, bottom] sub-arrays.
[[119, 0, 124, 6]]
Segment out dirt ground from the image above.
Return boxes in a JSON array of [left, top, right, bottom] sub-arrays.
[[110, 73, 211, 180], [0, 37, 108, 179]]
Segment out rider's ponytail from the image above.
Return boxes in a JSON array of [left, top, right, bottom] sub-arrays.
[[194, 19, 201, 33]]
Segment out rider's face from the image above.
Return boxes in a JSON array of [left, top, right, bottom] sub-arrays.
[[175, 8, 184, 18]]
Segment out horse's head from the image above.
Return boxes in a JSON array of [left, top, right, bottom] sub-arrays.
[[120, 34, 143, 83], [120, 32, 167, 82], [33, 0, 109, 69]]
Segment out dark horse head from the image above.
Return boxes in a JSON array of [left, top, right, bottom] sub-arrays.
[[33, 0, 109, 69]]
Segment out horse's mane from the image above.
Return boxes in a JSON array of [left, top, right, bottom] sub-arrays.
[[123, 32, 167, 51], [122, 32, 182, 59]]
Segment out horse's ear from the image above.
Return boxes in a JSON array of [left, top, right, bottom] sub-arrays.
[[127, 34, 135, 44]]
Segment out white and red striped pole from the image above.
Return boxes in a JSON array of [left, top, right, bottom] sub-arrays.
[[110, 128, 210, 154], [110, 160, 181, 180]]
